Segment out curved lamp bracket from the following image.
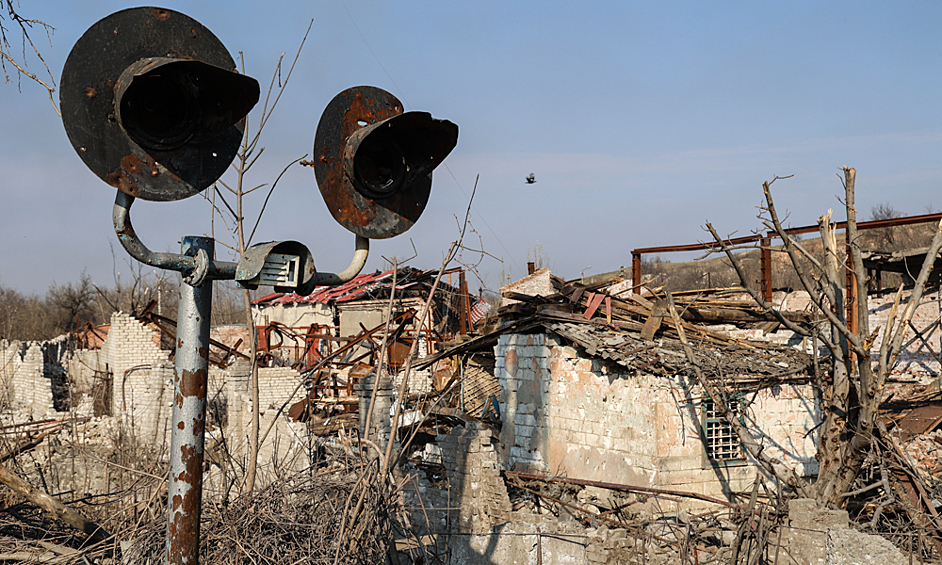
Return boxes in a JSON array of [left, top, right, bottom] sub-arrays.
[[112, 190, 237, 282]]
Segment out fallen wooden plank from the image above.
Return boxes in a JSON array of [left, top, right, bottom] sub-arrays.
[[0, 463, 109, 543], [640, 304, 664, 341]]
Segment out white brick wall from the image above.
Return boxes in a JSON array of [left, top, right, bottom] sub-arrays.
[[869, 288, 941, 378], [0, 335, 70, 416], [101, 312, 173, 441], [226, 365, 311, 487], [495, 332, 820, 506]]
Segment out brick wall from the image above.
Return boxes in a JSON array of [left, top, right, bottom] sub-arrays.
[[252, 302, 333, 327], [392, 337, 433, 394], [119, 362, 174, 445], [0, 336, 70, 416], [499, 269, 553, 306], [100, 312, 173, 442], [494, 332, 819, 506], [869, 288, 941, 378], [403, 421, 512, 540], [67, 349, 104, 397], [225, 364, 311, 487]]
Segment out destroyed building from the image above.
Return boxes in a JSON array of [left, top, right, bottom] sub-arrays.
[[0, 227, 940, 563]]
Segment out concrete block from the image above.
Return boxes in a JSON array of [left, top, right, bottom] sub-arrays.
[[514, 414, 537, 427]]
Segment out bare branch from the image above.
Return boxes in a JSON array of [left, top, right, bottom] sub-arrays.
[[246, 19, 313, 154], [763, 181, 864, 352], [664, 294, 814, 498], [703, 223, 817, 341], [0, 2, 58, 115], [242, 182, 269, 196], [883, 217, 942, 370], [246, 154, 306, 246]]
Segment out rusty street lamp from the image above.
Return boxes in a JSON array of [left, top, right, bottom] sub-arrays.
[[60, 7, 457, 565]]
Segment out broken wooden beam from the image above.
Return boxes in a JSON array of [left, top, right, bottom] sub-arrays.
[[0, 463, 110, 544]]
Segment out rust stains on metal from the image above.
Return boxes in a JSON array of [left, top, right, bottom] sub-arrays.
[[179, 368, 206, 398], [175, 444, 199, 489], [103, 165, 140, 197], [312, 86, 456, 239], [114, 219, 137, 240], [61, 7, 255, 203], [120, 154, 143, 175], [150, 7, 170, 21], [167, 442, 203, 564]]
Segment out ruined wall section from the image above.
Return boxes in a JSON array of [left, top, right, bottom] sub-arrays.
[[101, 312, 172, 443], [0, 340, 21, 408], [0, 336, 72, 416], [253, 302, 332, 328], [225, 365, 310, 487], [499, 268, 553, 307], [870, 288, 941, 378], [3, 341, 51, 415], [403, 421, 512, 544], [67, 348, 105, 399], [392, 336, 433, 394], [495, 333, 819, 507]]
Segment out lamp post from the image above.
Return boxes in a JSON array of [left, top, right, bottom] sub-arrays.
[[61, 8, 457, 564]]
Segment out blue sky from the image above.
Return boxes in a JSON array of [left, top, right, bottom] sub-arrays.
[[2, 1, 941, 293]]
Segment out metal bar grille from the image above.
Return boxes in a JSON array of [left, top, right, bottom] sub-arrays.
[[703, 397, 744, 462]]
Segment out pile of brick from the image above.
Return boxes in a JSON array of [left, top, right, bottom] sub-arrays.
[[902, 428, 942, 476]]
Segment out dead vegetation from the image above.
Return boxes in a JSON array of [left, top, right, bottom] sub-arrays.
[[127, 456, 397, 565]]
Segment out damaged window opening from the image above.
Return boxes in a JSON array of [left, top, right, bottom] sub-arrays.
[[702, 396, 745, 465]]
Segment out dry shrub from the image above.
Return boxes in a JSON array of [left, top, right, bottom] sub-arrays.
[[127, 457, 395, 565]]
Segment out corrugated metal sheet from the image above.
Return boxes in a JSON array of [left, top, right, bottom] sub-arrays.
[[253, 268, 492, 327], [253, 269, 399, 306]]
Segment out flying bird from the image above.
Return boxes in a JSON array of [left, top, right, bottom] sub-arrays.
[[525, 173, 536, 184]]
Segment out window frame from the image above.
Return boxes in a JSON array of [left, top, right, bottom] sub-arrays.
[[701, 395, 747, 468]]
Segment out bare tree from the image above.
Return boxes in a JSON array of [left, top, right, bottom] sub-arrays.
[[47, 273, 95, 333], [208, 23, 311, 493], [870, 202, 903, 221], [702, 167, 942, 506], [0, 1, 58, 114]]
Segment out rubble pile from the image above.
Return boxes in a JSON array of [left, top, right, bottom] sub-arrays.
[[902, 429, 942, 476]]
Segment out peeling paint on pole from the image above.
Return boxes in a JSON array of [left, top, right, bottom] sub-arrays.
[[166, 236, 214, 565]]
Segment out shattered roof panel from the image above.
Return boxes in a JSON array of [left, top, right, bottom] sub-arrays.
[[545, 321, 814, 384], [252, 269, 491, 318], [253, 269, 406, 306]]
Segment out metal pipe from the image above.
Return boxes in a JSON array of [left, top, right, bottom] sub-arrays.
[[760, 237, 772, 303], [113, 190, 238, 280], [313, 234, 369, 285], [508, 471, 738, 509], [165, 236, 214, 565], [113, 190, 194, 272], [631, 252, 642, 294]]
